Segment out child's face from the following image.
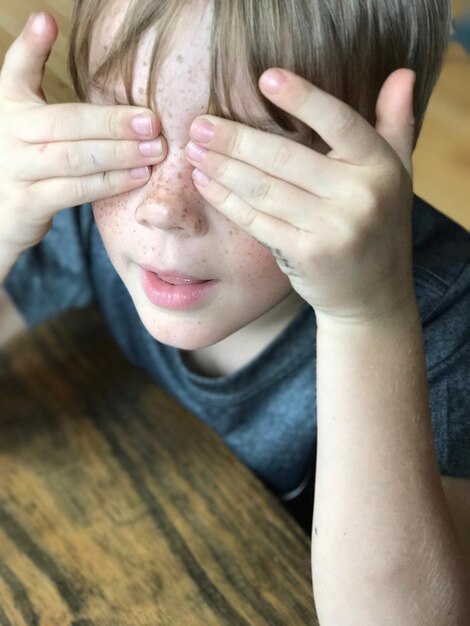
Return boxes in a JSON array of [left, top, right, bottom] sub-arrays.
[[88, 0, 304, 350]]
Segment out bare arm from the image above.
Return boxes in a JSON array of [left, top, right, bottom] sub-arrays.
[[311, 301, 470, 625]]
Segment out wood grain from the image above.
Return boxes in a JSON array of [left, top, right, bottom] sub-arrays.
[[0, 0, 468, 228], [0, 305, 317, 625]]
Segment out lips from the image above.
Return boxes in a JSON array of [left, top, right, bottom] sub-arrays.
[[140, 265, 211, 285], [140, 266, 219, 311], [158, 273, 208, 286]]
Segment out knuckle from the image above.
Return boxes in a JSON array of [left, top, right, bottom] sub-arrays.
[[64, 142, 81, 172], [239, 204, 259, 229], [111, 141, 124, 167], [45, 108, 62, 139], [107, 112, 119, 138], [69, 176, 87, 204], [214, 156, 231, 179], [356, 185, 381, 224], [270, 142, 292, 170], [252, 174, 272, 202], [334, 108, 356, 139], [105, 170, 125, 196], [228, 128, 245, 159]]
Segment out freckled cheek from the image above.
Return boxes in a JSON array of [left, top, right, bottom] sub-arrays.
[[92, 196, 131, 244], [224, 229, 286, 287]]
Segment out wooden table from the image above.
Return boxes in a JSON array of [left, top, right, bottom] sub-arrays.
[[0, 306, 318, 625]]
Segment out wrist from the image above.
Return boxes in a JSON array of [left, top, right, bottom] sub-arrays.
[[315, 294, 422, 338]]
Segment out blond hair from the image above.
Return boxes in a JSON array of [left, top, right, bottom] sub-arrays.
[[69, 0, 452, 149]]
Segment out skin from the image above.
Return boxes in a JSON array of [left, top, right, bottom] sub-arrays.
[[88, 0, 307, 368], [5, 5, 468, 619], [89, 0, 416, 376]]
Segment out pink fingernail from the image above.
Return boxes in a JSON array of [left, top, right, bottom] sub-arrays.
[[132, 115, 154, 136], [260, 70, 286, 94], [192, 168, 210, 187], [190, 120, 214, 143], [130, 166, 150, 179], [186, 142, 208, 162], [30, 12, 46, 36]]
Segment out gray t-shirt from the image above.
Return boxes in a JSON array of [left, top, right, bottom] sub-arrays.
[[5, 194, 470, 533]]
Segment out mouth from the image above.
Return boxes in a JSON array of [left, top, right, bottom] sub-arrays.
[[158, 273, 210, 286], [140, 266, 219, 311], [140, 265, 212, 285]]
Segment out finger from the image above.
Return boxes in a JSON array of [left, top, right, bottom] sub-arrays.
[[190, 170, 302, 259], [257, 68, 391, 166], [375, 69, 415, 175], [0, 12, 58, 102], [18, 102, 161, 143], [18, 137, 166, 180], [28, 167, 152, 218], [188, 117, 350, 199], [186, 144, 328, 230]]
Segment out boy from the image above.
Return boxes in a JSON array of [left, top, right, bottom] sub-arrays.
[[1, 1, 469, 622]]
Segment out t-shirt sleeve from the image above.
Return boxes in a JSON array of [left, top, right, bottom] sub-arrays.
[[419, 260, 470, 479], [4, 204, 95, 328]]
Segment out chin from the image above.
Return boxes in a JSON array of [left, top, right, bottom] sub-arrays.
[[136, 304, 234, 350]]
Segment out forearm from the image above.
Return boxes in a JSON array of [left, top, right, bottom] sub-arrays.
[[312, 300, 469, 625]]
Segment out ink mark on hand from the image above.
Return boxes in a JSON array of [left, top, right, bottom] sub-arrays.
[[273, 248, 294, 271], [257, 241, 294, 271]]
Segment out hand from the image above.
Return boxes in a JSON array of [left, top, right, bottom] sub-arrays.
[[0, 12, 166, 258], [185, 68, 417, 325]]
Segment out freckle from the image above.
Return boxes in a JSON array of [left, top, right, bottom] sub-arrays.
[[138, 87, 144, 94], [177, 173, 182, 179], [152, 247, 155, 251], [143, 61, 148, 67], [176, 54, 184, 63]]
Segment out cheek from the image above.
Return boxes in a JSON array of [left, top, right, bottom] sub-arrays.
[[92, 196, 130, 253], [223, 226, 288, 288]]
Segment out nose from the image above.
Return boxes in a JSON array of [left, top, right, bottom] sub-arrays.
[[134, 155, 209, 237]]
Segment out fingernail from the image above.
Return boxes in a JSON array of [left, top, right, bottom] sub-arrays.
[[130, 166, 150, 179], [192, 168, 210, 187], [30, 12, 46, 36], [132, 115, 154, 136], [190, 120, 214, 143], [139, 138, 163, 157], [260, 70, 286, 94], [186, 142, 208, 162]]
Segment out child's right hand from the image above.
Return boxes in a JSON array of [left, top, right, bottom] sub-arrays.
[[0, 12, 166, 260]]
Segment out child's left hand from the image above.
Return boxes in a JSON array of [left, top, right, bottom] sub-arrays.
[[186, 68, 417, 326]]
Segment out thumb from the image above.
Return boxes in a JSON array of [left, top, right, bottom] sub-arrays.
[[0, 12, 58, 103], [375, 68, 416, 176]]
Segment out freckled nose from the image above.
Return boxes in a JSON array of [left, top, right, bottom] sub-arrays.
[[134, 159, 209, 236]]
